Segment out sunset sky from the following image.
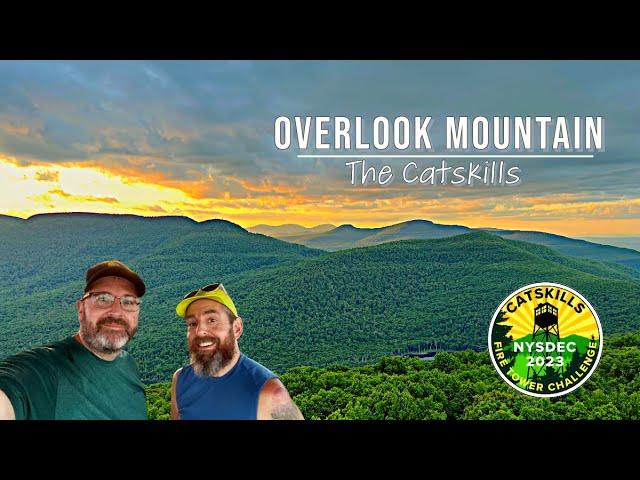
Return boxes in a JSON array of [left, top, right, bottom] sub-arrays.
[[0, 61, 638, 235]]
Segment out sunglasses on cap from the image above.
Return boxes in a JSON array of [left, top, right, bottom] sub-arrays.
[[182, 283, 228, 300]]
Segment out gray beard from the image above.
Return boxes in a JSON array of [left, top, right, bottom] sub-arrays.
[[79, 313, 135, 355], [84, 332, 127, 355]]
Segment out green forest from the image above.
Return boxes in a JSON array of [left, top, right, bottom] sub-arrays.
[[146, 331, 640, 420], [1, 213, 639, 384]]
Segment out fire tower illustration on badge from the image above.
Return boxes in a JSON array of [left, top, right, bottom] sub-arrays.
[[527, 302, 561, 381]]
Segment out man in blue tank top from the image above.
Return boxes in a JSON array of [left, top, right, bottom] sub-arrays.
[[171, 283, 304, 420]]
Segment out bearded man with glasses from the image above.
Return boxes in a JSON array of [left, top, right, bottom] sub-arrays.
[[0, 260, 147, 420]]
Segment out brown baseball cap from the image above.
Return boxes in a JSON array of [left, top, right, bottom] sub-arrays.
[[84, 260, 146, 297]]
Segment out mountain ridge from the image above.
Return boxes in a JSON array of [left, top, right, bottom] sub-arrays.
[[249, 218, 640, 270], [0, 213, 638, 383]]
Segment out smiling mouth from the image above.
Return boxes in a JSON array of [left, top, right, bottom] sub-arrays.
[[198, 341, 216, 349], [102, 322, 126, 330]]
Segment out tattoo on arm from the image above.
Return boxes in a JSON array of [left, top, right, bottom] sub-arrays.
[[261, 378, 304, 420], [271, 400, 303, 420]]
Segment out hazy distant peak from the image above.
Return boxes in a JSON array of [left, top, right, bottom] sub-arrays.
[[397, 219, 435, 226], [251, 223, 300, 229], [333, 224, 359, 231], [247, 223, 336, 237], [313, 224, 337, 230], [198, 218, 247, 232]]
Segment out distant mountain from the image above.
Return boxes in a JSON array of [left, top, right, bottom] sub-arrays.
[[484, 229, 640, 270], [1, 214, 638, 384], [254, 219, 640, 270], [230, 232, 640, 373], [0, 212, 323, 382], [248, 223, 335, 237], [277, 219, 472, 251], [281, 223, 377, 249], [0, 213, 321, 300], [580, 236, 640, 252]]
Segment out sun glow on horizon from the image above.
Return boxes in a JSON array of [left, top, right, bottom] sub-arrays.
[[0, 155, 638, 236]]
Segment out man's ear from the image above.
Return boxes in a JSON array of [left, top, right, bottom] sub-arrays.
[[76, 299, 84, 319], [233, 316, 244, 340]]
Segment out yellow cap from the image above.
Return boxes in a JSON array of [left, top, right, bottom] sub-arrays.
[[175, 284, 238, 318]]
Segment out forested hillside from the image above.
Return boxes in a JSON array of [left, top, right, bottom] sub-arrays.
[[1, 214, 638, 384], [146, 332, 640, 420], [0, 213, 322, 381]]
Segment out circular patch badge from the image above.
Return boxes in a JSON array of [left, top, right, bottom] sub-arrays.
[[488, 282, 602, 398]]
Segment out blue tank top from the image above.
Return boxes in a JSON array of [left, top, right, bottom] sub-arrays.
[[176, 354, 278, 420]]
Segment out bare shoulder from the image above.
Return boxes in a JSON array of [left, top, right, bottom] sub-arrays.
[[258, 377, 304, 420], [261, 377, 288, 398], [170, 368, 183, 420], [171, 367, 183, 384], [0, 389, 16, 420]]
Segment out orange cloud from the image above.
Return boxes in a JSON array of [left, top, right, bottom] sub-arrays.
[[1, 153, 639, 236], [40, 189, 120, 204], [130, 204, 169, 214], [232, 177, 302, 195]]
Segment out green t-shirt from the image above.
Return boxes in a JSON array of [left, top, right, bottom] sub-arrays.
[[0, 336, 147, 420]]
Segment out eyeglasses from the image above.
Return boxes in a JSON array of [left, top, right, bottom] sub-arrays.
[[182, 283, 227, 300], [80, 291, 141, 312]]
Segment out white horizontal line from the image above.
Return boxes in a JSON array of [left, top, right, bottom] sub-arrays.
[[297, 154, 595, 158]]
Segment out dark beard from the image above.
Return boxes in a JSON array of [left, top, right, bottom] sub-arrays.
[[189, 329, 236, 377]]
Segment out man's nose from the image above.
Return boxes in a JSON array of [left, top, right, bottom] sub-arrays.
[[108, 298, 126, 315], [195, 323, 209, 336]]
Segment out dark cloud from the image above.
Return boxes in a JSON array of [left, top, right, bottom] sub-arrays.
[[0, 60, 637, 209]]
